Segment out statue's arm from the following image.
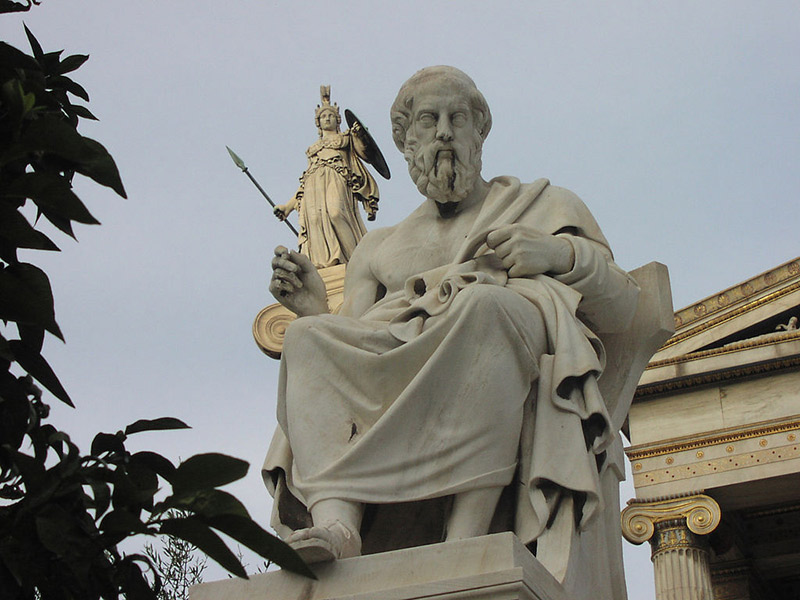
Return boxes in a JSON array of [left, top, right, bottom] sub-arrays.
[[552, 235, 640, 333], [274, 193, 299, 221], [337, 229, 387, 319], [486, 185, 639, 333], [347, 124, 370, 161]]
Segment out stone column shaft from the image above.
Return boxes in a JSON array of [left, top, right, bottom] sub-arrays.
[[651, 520, 715, 600]]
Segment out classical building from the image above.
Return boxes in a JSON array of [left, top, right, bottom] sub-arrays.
[[622, 258, 800, 599]]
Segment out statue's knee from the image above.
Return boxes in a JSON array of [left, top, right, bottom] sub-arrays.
[[283, 315, 324, 355]]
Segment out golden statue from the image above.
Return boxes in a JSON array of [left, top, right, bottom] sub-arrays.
[[274, 86, 388, 269]]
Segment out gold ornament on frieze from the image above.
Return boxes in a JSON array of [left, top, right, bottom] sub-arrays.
[[717, 293, 728, 306], [621, 494, 721, 544], [741, 282, 754, 295], [694, 303, 707, 317], [789, 262, 800, 275]]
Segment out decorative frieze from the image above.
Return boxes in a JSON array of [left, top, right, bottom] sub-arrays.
[[626, 418, 800, 495], [668, 259, 800, 336]]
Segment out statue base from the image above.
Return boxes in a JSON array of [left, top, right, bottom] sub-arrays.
[[190, 532, 568, 600]]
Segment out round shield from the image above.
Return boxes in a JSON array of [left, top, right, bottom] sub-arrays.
[[345, 109, 391, 180]]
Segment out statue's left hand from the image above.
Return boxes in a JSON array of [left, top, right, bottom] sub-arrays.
[[486, 224, 575, 278]]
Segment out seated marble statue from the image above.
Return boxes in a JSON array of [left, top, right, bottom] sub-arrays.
[[263, 66, 640, 565]]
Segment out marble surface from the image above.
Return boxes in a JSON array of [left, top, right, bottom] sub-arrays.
[[190, 533, 568, 600]]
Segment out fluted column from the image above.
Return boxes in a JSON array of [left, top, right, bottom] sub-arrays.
[[621, 494, 721, 600]]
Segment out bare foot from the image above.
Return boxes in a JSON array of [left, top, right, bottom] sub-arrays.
[[287, 521, 361, 564]]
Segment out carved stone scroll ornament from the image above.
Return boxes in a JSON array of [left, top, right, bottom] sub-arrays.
[[621, 493, 721, 545]]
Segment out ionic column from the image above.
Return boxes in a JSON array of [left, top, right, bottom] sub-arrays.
[[621, 493, 721, 600]]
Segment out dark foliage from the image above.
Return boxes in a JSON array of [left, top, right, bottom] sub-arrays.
[[0, 27, 313, 599], [0, 1, 41, 15]]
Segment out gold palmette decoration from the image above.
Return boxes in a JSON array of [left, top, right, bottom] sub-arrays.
[[621, 493, 721, 545]]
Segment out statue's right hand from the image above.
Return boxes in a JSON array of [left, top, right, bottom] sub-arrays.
[[274, 205, 287, 221], [269, 246, 329, 316]]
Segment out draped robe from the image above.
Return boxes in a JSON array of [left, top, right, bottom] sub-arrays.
[[294, 131, 379, 268], [263, 176, 639, 550]]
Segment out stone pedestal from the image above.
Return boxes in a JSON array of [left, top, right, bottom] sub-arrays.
[[190, 532, 568, 600], [621, 494, 721, 600]]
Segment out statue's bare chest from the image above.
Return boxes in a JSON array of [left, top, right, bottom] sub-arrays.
[[370, 212, 477, 293]]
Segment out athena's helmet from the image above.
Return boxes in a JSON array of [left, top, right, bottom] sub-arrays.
[[315, 85, 342, 134]]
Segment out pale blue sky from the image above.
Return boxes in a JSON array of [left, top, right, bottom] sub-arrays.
[[3, 2, 798, 596]]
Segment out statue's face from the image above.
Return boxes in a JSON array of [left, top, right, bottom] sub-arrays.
[[318, 110, 338, 132], [404, 86, 483, 205]]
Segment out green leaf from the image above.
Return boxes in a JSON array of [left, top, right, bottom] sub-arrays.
[[129, 451, 176, 481], [159, 516, 247, 578], [17, 323, 45, 352], [206, 514, 315, 578], [8, 340, 72, 406], [99, 509, 152, 537], [0, 332, 13, 361], [0, 262, 62, 338], [66, 103, 98, 121], [1, 116, 126, 198], [0, 201, 60, 251], [79, 137, 127, 198], [118, 555, 158, 600], [48, 75, 89, 101], [161, 488, 248, 519], [91, 432, 125, 456], [23, 24, 43, 61], [88, 480, 111, 519], [125, 417, 190, 436], [35, 504, 89, 557], [6, 172, 100, 225], [0, 41, 40, 72], [57, 54, 89, 75], [171, 453, 249, 493]]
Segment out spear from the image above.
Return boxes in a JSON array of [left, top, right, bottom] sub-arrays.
[[226, 146, 299, 237]]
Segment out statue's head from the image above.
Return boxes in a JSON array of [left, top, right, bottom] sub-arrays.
[[315, 85, 342, 136], [391, 66, 492, 204]]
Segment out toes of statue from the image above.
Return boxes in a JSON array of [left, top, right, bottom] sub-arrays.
[[287, 521, 361, 564]]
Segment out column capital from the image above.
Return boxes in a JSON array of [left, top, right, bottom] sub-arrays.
[[621, 493, 721, 544]]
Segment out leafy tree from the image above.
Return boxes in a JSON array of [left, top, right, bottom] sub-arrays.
[[0, 24, 313, 599]]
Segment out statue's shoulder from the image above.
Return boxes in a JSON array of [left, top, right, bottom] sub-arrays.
[[528, 181, 597, 222], [525, 180, 610, 247], [352, 223, 396, 256], [536, 182, 587, 210]]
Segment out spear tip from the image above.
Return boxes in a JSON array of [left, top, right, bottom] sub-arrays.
[[226, 145, 247, 171]]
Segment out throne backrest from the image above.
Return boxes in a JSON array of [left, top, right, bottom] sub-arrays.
[[599, 261, 675, 433]]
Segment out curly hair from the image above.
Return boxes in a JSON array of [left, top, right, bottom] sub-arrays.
[[390, 66, 492, 152]]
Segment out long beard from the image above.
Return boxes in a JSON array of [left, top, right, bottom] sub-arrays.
[[405, 131, 483, 205]]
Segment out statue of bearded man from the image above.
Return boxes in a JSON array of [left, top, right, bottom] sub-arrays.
[[263, 66, 640, 568]]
